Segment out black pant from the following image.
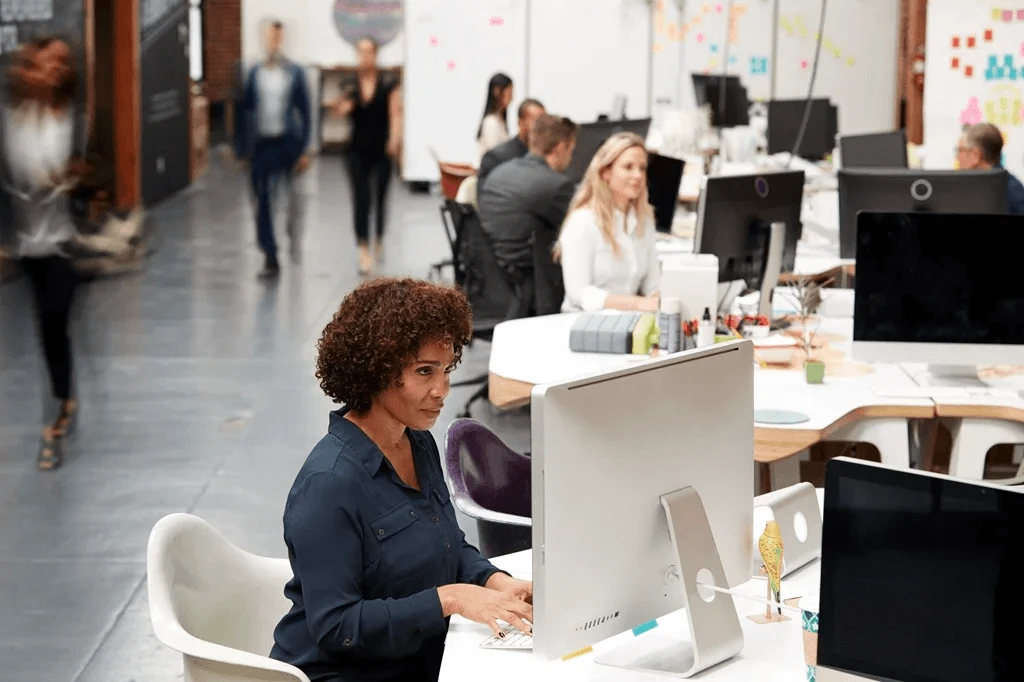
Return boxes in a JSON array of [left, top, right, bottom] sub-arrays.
[[346, 151, 392, 243], [21, 255, 76, 401]]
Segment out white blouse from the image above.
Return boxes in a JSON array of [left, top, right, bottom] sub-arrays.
[[477, 113, 509, 163], [559, 207, 661, 312]]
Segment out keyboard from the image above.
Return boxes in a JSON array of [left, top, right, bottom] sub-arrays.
[[479, 623, 533, 650]]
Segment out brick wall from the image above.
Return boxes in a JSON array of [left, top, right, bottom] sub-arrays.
[[203, 0, 241, 103]]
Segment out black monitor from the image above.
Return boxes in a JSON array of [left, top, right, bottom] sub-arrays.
[[647, 153, 685, 233], [694, 170, 804, 288], [837, 168, 1009, 259], [691, 74, 750, 128], [767, 98, 833, 158], [563, 118, 653, 185], [839, 130, 908, 169], [818, 458, 1024, 682]]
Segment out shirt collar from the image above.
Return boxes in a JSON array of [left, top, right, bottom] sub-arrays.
[[327, 408, 431, 480]]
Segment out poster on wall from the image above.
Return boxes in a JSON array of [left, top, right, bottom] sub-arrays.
[[333, 0, 403, 49], [140, 0, 190, 205], [924, 0, 1024, 178]]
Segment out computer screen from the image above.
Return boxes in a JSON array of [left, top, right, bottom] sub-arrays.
[[695, 170, 804, 286], [647, 153, 685, 232], [837, 168, 1008, 259], [562, 118, 653, 185], [692, 74, 750, 128], [767, 99, 833, 158], [819, 458, 1024, 682], [838, 130, 908, 169], [853, 212, 1024, 347]]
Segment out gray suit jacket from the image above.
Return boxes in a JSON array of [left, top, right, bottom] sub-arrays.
[[477, 153, 575, 272]]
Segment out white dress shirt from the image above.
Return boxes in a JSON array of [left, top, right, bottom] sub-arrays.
[[559, 207, 661, 312], [477, 114, 510, 163], [256, 63, 290, 138]]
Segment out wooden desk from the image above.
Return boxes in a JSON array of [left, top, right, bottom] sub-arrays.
[[487, 314, 933, 492]]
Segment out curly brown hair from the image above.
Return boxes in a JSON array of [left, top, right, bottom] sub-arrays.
[[316, 278, 473, 411]]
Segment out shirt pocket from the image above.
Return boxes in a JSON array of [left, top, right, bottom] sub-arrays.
[[368, 502, 437, 583]]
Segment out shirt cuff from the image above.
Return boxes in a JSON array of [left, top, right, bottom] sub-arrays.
[[409, 588, 450, 639], [479, 567, 510, 588], [580, 286, 610, 312]]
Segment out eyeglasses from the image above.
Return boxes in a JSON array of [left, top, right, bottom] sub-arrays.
[[954, 146, 974, 155]]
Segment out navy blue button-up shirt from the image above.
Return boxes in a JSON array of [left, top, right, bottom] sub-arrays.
[[270, 409, 503, 681]]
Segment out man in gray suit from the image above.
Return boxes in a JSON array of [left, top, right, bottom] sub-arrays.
[[477, 98, 545, 191], [478, 114, 577, 278]]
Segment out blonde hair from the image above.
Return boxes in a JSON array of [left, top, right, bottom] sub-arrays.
[[554, 132, 654, 260]]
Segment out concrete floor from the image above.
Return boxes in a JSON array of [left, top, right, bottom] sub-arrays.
[[0, 156, 529, 682]]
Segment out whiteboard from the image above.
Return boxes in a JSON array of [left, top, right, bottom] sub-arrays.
[[528, 0, 653, 124], [678, 0, 775, 103], [403, 0, 528, 182], [923, 0, 1024, 178], [774, 0, 900, 136]]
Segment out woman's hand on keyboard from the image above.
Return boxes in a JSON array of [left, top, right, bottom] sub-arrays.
[[485, 573, 533, 605], [437, 584, 534, 638]]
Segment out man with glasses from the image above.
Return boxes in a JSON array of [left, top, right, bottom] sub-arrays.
[[955, 123, 1024, 215]]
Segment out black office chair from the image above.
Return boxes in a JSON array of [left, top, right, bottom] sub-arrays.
[[429, 200, 467, 285], [531, 228, 564, 316], [450, 205, 523, 418]]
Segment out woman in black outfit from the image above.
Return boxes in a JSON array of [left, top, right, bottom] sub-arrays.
[[335, 38, 402, 276]]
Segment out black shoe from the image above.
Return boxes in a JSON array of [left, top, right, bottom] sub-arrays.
[[258, 257, 280, 280]]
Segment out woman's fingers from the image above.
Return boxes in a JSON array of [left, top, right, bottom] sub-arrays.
[[505, 597, 533, 623], [487, 618, 504, 638], [504, 613, 533, 635]]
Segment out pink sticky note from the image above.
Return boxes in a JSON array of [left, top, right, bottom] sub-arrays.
[[959, 96, 982, 124], [428, 36, 439, 47], [446, 60, 456, 70], [1020, 40, 1024, 57], [489, 16, 504, 27], [800, 59, 809, 69], [1004, 9, 1014, 22], [715, 3, 723, 12], [1018, 9, 1024, 20], [696, 33, 705, 43]]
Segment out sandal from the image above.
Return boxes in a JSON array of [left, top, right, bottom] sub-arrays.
[[38, 428, 63, 470], [51, 399, 78, 438]]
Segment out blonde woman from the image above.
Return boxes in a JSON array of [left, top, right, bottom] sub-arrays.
[[556, 132, 660, 313]]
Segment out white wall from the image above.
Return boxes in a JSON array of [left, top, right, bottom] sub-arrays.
[[924, 0, 1024, 178]]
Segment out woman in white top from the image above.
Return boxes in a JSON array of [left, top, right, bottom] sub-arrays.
[[556, 132, 660, 313], [476, 73, 512, 162]]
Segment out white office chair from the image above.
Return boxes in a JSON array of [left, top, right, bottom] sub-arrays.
[[146, 513, 311, 682]]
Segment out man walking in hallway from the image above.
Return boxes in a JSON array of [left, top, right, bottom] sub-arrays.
[[236, 20, 312, 279]]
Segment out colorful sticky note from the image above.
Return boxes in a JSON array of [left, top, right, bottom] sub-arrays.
[[488, 16, 504, 27], [428, 36, 439, 47], [985, 29, 993, 42], [1004, 9, 1014, 22], [653, 43, 664, 54], [446, 60, 456, 70], [1018, 9, 1024, 20], [953, 36, 961, 48], [632, 620, 659, 636], [965, 64, 975, 77], [968, 35, 977, 48], [993, 8, 1002, 20], [1021, 41, 1024, 57], [715, 3, 723, 12], [846, 56, 856, 67], [952, 57, 960, 68], [800, 59, 809, 69], [959, 96, 982, 125], [696, 32, 705, 43], [710, 43, 719, 53], [729, 54, 738, 64]]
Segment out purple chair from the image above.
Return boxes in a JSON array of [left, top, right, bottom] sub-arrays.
[[444, 419, 532, 559]]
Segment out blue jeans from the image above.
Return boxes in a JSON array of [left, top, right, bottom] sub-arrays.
[[251, 136, 298, 259]]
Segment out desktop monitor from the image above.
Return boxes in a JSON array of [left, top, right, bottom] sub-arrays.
[[609, 94, 627, 120], [837, 168, 1009, 259], [767, 98, 833, 159], [692, 74, 750, 128], [817, 458, 1024, 682], [851, 212, 1024, 371], [531, 341, 754, 672], [647, 153, 685, 232], [838, 129, 908, 169], [563, 118, 653, 185], [695, 170, 805, 288]]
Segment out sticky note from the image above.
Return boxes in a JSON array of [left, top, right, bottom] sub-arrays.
[[1018, 9, 1024, 21], [1004, 9, 1014, 22], [710, 43, 719, 53], [846, 56, 856, 67], [968, 35, 977, 48], [561, 645, 594, 661], [953, 36, 960, 48], [965, 65, 974, 77], [428, 36, 439, 47], [985, 29, 993, 41], [488, 16, 504, 27], [446, 60, 456, 70], [952, 57, 960, 68], [632, 620, 659, 636], [800, 59, 809, 69], [993, 8, 1002, 20], [696, 32, 705, 43]]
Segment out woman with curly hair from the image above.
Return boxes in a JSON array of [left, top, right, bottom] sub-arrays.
[[270, 278, 533, 681]]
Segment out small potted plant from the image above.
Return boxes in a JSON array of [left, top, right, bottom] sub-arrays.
[[742, 314, 771, 339], [784, 276, 831, 384]]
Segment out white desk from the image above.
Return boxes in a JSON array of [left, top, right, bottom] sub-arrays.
[[440, 494, 826, 681], [487, 314, 933, 492]]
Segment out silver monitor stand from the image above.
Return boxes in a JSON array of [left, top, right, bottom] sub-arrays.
[[758, 221, 785, 320]]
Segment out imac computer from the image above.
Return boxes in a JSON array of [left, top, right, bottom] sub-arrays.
[[837, 168, 1008, 259], [695, 171, 805, 315], [852, 212, 1024, 377], [837, 129, 908, 169], [648, 152, 685, 232], [692, 74, 750, 128], [767, 99, 834, 159], [817, 457, 1024, 682], [563, 118, 653, 185], [531, 340, 755, 676]]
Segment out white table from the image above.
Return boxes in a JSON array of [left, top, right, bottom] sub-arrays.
[[439, 494, 826, 681], [487, 314, 933, 492]]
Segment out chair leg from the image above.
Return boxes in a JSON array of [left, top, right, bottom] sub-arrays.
[[458, 381, 489, 419]]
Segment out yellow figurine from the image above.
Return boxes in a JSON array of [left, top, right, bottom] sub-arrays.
[[758, 521, 784, 617]]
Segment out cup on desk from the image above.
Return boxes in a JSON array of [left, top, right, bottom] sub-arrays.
[[800, 591, 820, 681]]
